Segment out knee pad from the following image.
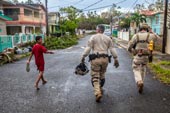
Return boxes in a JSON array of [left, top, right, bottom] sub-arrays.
[[100, 79, 105, 87]]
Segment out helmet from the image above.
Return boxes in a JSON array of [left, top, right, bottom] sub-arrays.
[[140, 23, 149, 29], [75, 63, 89, 76]]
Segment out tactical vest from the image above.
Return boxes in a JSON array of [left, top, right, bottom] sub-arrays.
[[133, 33, 151, 56]]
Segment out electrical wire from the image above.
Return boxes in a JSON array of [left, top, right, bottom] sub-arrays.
[[127, 0, 138, 13], [82, 0, 103, 10], [82, 0, 127, 11], [74, 0, 84, 5], [49, 0, 85, 9]]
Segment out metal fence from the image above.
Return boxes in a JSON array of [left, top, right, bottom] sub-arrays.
[[0, 34, 45, 52], [0, 36, 13, 52]]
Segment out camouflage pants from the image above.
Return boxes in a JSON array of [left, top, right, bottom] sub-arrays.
[[90, 57, 109, 96], [132, 55, 148, 84]]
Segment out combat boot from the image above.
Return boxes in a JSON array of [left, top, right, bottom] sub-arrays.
[[137, 81, 143, 94], [96, 93, 102, 102]]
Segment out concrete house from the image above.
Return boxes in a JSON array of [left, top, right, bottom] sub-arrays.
[[48, 12, 60, 34], [3, 3, 46, 35], [140, 10, 164, 35]]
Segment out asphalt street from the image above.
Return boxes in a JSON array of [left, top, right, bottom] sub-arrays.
[[0, 35, 170, 113]]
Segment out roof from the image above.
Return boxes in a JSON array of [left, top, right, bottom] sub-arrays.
[[1, 0, 15, 5], [48, 12, 60, 16], [16, 3, 40, 10], [140, 10, 163, 16], [3, 3, 46, 11], [28, 4, 46, 11]]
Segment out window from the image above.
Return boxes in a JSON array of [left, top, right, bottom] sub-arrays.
[[34, 11, 39, 18], [155, 16, 159, 24], [4, 8, 20, 15], [154, 28, 156, 33], [24, 9, 32, 16], [41, 13, 43, 19], [3, 8, 20, 20]]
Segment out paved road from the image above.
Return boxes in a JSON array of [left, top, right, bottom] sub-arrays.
[[0, 35, 170, 113]]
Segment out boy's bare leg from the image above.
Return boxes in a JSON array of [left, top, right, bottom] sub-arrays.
[[35, 71, 43, 90], [41, 74, 47, 84]]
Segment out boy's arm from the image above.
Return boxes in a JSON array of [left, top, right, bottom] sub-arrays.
[[27, 53, 33, 64], [46, 50, 54, 54], [42, 46, 54, 54]]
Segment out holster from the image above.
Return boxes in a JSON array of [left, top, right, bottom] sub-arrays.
[[88, 53, 112, 63]]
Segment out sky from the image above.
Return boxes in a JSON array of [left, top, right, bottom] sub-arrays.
[[18, 0, 156, 13]]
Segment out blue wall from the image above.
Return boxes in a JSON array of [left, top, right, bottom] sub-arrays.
[[151, 14, 161, 35], [146, 13, 161, 35]]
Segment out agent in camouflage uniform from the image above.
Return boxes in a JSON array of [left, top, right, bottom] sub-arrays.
[[81, 25, 119, 102], [127, 23, 159, 94]]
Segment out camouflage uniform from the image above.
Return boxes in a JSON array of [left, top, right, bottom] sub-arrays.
[[81, 33, 118, 101]]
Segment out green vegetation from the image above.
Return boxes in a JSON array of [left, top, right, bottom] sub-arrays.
[[149, 61, 170, 84], [119, 13, 146, 29], [44, 35, 78, 50], [19, 41, 36, 47]]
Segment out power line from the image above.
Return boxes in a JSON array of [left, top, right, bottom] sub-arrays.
[[48, 0, 85, 9], [74, 0, 84, 5], [82, 0, 103, 10], [127, 0, 138, 12], [82, 0, 127, 11], [145, 0, 151, 4]]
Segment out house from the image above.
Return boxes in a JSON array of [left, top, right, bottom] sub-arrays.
[[0, 0, 13, 35], [2, 3, 46, 35], [48, 12, 60, 34], [141, 10, 170, 54], [140, 10, 164, 35]]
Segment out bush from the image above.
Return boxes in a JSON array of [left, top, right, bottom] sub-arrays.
[[44, 35, 78, 50], [19, 41, 36, 48]]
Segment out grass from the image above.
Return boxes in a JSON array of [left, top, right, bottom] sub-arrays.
[[149, 61, 170, 84]]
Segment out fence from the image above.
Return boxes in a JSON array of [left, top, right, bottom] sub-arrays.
[[112, 30, 118, 37], [0, 36, 13, 52], [118, 31, 130, 41], [0, 34, 45, 52]]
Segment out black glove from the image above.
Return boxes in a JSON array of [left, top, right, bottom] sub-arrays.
[[114, 59, 119, 68]]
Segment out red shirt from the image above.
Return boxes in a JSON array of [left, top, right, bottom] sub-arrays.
[[32, 44, 47, 66]]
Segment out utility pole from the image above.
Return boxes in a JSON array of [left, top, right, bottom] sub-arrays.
[[110, 4, 116, 36], [110, 15, 113, 36], [162, 0, 168, 53], [45, 0, 49, 36]]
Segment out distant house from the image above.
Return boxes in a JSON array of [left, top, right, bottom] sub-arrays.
[[2, 3, 46, 35], [140, 10, 164, 35], [48, 12, 60, 34]]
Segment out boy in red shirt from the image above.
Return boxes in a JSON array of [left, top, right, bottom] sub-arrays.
[[27, 36, 54, 90]]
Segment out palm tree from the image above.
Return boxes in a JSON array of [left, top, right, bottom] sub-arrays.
[[130, 13, 146, 27]]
